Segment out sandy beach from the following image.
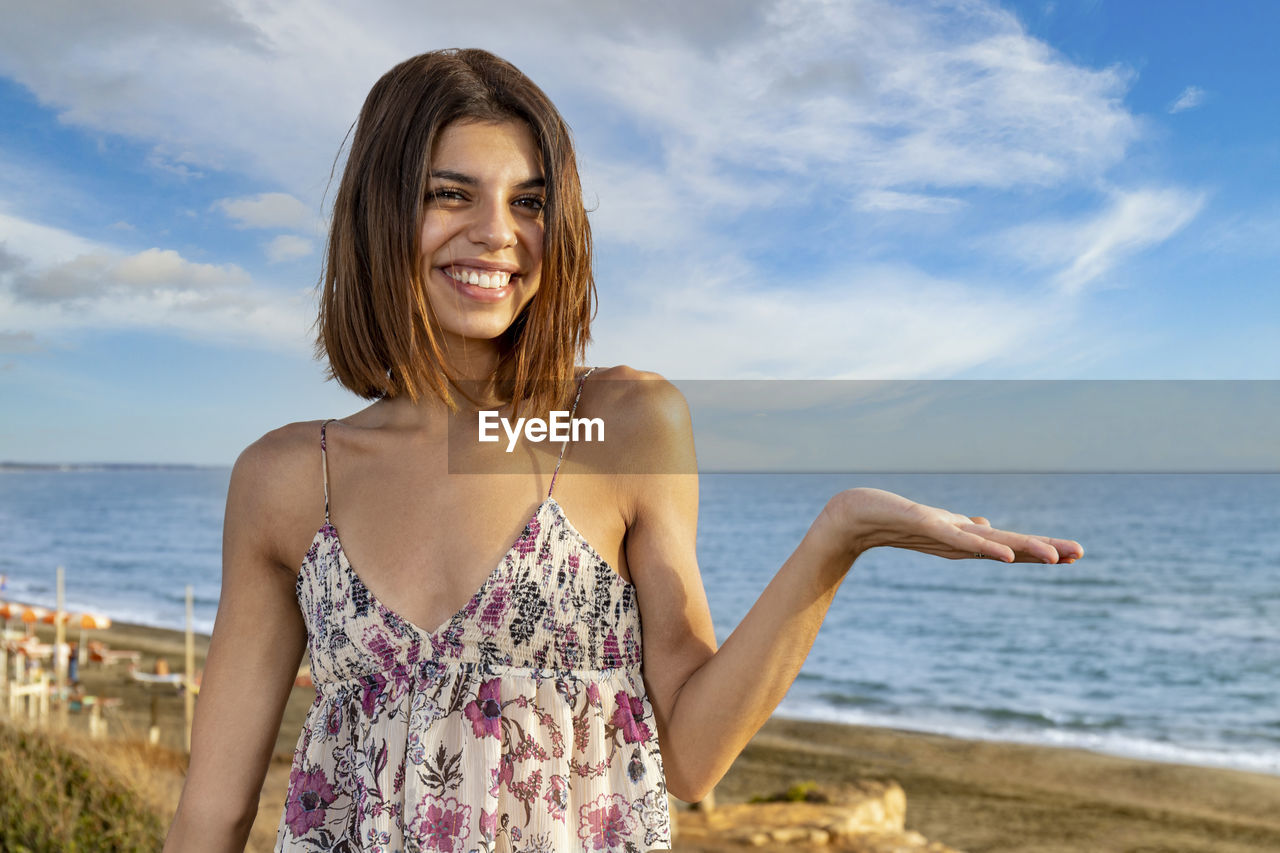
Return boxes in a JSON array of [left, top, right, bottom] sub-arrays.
[[9, 615, 1280, 852]]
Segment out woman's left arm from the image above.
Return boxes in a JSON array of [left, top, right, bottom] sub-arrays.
[[618, 374, 1082, 803]]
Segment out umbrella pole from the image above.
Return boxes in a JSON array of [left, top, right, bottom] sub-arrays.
[[185, 584, 195, 752], [55, 566, 67, 728]]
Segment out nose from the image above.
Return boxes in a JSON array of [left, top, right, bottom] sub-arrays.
[[467, 196, 518, 250]]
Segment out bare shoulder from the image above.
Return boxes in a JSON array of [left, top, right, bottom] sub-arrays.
[[582, 366, 695, 501], [585, 364, 692, 441], [225, 419, 331, 573]]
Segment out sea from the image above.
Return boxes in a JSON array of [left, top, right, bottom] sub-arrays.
[[1, 468, 1277, 776]]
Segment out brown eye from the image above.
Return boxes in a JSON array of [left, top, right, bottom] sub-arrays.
[[425, 188, 466, 203]]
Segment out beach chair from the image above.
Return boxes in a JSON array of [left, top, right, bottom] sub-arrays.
[[86, 639, 143, 667]]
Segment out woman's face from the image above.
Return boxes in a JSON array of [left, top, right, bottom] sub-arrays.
[[419, 118, 545, 348]]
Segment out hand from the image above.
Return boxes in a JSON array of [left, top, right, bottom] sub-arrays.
[[817, 487, 1084, 565]]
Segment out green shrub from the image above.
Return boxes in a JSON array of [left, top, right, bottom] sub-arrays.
[[0, 720, 167, 852], [749, 780, 830, 804]]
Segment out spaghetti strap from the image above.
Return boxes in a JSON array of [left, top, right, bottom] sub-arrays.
[[320, 418, 337, 525], [548, 367, 596, 498]]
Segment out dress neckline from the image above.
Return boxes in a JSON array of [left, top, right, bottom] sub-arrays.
[[299, 496, 631, 641]]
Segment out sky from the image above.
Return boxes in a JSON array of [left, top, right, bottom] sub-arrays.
[[0, 0, 1277, 466]]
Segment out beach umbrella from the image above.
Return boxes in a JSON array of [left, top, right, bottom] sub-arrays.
[[20, 604, 50, 637], [76, 613, 111, 630], [74, 612, 111, 666], [40, 608, 112, 663]]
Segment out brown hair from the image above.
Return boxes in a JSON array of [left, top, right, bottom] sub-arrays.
[[314, 48, 595, 415]]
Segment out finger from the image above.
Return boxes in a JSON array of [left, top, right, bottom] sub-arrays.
[[956, 529, 1014, 562], [1015, 534, 1084, 562], [965, 528, 1064, 564], [969, 516, 991, 527]]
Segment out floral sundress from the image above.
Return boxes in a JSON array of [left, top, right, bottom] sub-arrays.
[[276, 370, 670, 852]]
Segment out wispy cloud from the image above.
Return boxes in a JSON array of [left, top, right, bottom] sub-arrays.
[[1169, 85, 1206, 114], [997, 187, 1206, 294], [856, 190, 965, 214], [0, 330, 40, 354], [589, 259, 1062, 379], [215, 192, 319, 232], [265, 234, 315, 263]]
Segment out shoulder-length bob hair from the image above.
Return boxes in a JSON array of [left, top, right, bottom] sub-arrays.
[[315, 48, 594, 415]]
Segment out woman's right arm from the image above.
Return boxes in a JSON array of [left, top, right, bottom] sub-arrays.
[[163, 430, 311, 851]]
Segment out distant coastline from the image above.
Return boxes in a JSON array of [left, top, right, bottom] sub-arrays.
[[0, 462, 224, 472]]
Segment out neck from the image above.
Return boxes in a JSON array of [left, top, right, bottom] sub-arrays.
[[377, 339, 516, 433]]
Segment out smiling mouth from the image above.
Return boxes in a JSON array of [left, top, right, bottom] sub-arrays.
[[443, 266, 515, 289]]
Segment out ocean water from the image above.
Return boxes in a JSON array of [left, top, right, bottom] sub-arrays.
[[1, 468, 1277, 776]]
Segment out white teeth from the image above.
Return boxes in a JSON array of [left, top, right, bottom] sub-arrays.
[[446, 268, 511, 289]]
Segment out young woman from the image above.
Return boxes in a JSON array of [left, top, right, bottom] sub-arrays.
[[164, 49, 1082, 853]]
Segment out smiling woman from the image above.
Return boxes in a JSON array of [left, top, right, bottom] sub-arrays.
[[317, 49, 594, 418], [162, 48, 1081, 853], [416, 120, 545, 345]]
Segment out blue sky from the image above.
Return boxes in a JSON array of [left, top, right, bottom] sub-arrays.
[[1, 1, 1277, 465]]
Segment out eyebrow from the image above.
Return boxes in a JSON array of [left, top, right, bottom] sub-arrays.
[[429, 170, 545, 191]]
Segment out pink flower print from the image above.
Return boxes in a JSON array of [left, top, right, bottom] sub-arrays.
[[409, 796, 472, 852], [577, 793, 635, 850], [479, 807, 497, 841], [544, 773, 570, 822], [362, 625, 399, 670], [284, 766, 337, 837], [611, 691, 652, 744], [601, 630, 621, 669], [324, 697, 342, 735], [463, 677, 503, 739], [514, 518, 541, 556], [556, 626, 582, 668], [479, 583, 510, 636], [364, 826, 392, 853], [586, 681, 601, 708], [360, 672, 387, 716], [488, 753, 515, 797], [430, 623, 465, 659], [623, 627, 641, 667]]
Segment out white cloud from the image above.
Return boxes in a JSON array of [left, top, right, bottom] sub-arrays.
[[0, 1, 1140, 213], [997, 187, 1206, 294], [0, 210, 100, 266], [0, 330, 40, 354], [0, 213, 316, 352], [146, 147, 204, 179], [1169, 85, 1206, 114], [571, 0, 1137, 208], [589, 260, 1057, 379], [216, 192, 319, 232], [265, 234, 315, 263], [0, 1, 1193, 379], [857, 190, 965, 213]]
